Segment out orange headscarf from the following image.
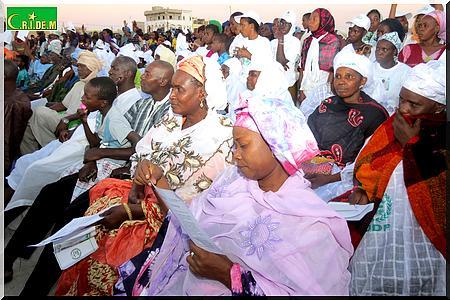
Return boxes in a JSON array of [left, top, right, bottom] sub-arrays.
[[177, 55, 205, 85]]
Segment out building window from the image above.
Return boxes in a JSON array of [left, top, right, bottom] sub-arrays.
[[162, 16, 165, 20], [183, 16, 185, 20], [169, 15, 172, 19], [178, 16, 181, 20], [158, 16, 160, 20]]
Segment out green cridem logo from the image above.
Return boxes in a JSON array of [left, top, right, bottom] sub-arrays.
[[7, 7, 57, 30]]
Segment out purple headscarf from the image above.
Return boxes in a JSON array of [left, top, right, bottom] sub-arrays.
[[234, 97, 320, 176], [425, 10, 446, 42]]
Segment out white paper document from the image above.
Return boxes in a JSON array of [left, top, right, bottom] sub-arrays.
[[29, 205, 118, 247], [328, 202, 375, 221], [53, 226, 98, 270], [153, 186, 223, 255]]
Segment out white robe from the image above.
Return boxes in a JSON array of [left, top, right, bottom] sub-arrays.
[[349, 163, 446, 296]]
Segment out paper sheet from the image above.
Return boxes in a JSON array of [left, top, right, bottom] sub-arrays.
[[29, 204, 119, 247], [328, 202, 375, 221], [153, 186, 223, 254]]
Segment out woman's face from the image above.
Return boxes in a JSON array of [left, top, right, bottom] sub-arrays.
[[417, 15, 439, 42], [202, 29, 215, 45], [398, 87, 444, 116], [258, 23, 272, 39], [333, 67, 366, 99], [169, 70, 206, 116], [309, 11, 321, 32], [368, 12, 380, 32], [347, 25, 366, 44], [375, 39, 397, 65], [232, 126, 280, 181], [239, 18, 254, 38], [77, 62, 91, 80], [229, 17, 241, 35], [246, 70, 261, 90], [376, 24, 391, 39]]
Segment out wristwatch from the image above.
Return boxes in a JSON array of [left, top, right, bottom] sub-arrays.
[[62, 117, 70, 125]]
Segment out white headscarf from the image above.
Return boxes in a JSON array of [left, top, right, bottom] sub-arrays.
[[223, 57, 242, 77], [204, 56, 228, 111], [402, 60, 445, 105], [281, 10, 297, 36], [247, 58, 292, 102], [175, 32, 189, 57], [333, 51, 371, 79], [117, 43, 140, 64]]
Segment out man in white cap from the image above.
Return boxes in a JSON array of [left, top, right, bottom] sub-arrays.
[[271, 10, 301, 100], [340, 14, 372, 57], [232, 10, 273, 84], [349, 60, 446, 296]]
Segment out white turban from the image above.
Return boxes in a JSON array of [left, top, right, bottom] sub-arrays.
[[117, 43, 140, 64], [333, 51, 371, 79], [402, 60, 445, 105]]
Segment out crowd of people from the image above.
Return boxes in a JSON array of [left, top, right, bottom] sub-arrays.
[[2, 3, 446, 296]]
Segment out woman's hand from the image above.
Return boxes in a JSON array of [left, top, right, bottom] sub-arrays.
[[349, 187, 370, 205], [393, 111, 421, 147], [304, 173, 340, 189], [186, 241, 233, 289], [79, 161, 98, 182], [99, 205, 128, 230], [127, 183, 145, 204], [235, 47, 252, 59], [133, 159, 163, 186]]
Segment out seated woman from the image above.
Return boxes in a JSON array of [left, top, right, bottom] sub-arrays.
[[242, 59, 294, 105], [304, 52, 388, 202], [363, 32, 411, 115], [399, 10, 445, 67], [54, 55, 234, 296], [114, 96, 353, 296], [349, 60, 446, 295]]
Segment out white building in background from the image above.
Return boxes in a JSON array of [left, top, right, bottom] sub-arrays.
[[144, 6, 193, 33]]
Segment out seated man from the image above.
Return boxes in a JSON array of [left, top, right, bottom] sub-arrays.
[[20, 51, 102, 154], [4, 60, 32, 177]]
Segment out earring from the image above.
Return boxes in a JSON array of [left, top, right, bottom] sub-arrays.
[[199, 98, 205, 108]]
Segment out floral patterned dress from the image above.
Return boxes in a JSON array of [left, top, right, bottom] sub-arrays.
[[55, 110, 233, 296]]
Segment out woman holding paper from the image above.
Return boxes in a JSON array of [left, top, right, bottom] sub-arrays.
[[55, 55, 233, 296], [115, 96, 353, 296]]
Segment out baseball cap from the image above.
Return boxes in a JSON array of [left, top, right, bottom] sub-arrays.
[[415, 5, 435, 16], [395, 11, 412, 19], [235, 11, 262, 26], [345, 14, 371, 31]]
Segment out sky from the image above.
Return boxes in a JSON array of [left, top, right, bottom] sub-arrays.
[[1, 1, 443, 32]]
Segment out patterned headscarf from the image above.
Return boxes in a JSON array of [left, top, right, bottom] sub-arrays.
[[234, 97, 320, 176], [377, 32, 403, 53], [177, 55, 205, 84], [300, 8, 337, 70], [424, 10, 446, 42]]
